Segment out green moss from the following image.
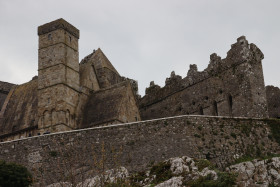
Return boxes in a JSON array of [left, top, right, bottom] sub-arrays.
[[149, 161, 173, 184], [230, 133, 237, 139], [0, 160, 33, 187], [240, 123, 253, 136], [129, 171, 146, 187], [105, 179, 131, 187], [263, 119, 280, 145], [194, 134, 201, 138], [234, 152, 280, 164], [197, 126, 202, 131], [234, 155, 254, 164], [186, 172, 237, 187], [195, 159, 211, 172], [49, 151, 58, 157]]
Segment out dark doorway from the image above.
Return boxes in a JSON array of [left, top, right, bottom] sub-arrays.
[[213, 101, 218, 116], [228, 94, 233, 116]]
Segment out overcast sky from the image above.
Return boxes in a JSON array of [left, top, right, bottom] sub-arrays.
[[0, 0, 279, 96]]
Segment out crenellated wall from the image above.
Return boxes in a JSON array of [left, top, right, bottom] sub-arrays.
[[0, 115, 279, 185], [140, 36, 268, 120]]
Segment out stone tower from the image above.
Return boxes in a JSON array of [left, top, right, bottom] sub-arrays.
[[37, 19, 80, 133]]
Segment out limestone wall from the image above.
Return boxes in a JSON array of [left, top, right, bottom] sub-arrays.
[[0, 81, 15, 110], [0, 115, 279, 185], [266, 85, 280, 118], [0, 79, 38, 141], [140, 36, 268, 120]]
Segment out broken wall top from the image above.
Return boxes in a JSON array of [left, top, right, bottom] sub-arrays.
[[143, 36, 264, 101], [0, 81, 15, 94]]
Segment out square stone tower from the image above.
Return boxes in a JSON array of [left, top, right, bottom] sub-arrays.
[[37, 19, 80, 133]]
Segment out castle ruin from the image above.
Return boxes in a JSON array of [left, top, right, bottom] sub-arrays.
[[0, 18, 279, 142]]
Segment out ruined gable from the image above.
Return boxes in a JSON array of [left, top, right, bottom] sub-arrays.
[[82, 81, 140, 128], [80, 48, 123, 90]]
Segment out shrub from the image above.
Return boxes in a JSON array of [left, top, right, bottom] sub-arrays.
[[195, 159, 211, 172], [265, 119, 280, 145], [0, 160, 32, 187], [150, 161, 173, 184]]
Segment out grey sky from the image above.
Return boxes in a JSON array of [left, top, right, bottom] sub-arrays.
[[0, 0, 279, 96]]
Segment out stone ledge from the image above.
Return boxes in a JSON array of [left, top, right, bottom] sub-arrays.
[[38, 18, 80, 39]]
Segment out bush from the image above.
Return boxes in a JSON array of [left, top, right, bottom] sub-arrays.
[[150, 161, 173, 184], [195, 159, 211, 171], [0, 160, 32, 187]]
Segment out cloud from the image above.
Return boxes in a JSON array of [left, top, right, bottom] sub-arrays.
[[0, 0, 279, 95]]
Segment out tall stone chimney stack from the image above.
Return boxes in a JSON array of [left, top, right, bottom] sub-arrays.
[[37, 18, 80, 133]]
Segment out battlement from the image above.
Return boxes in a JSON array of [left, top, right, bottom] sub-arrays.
[[38, 18, 80, 38], [140, 36, 268, 119], [143, 36, 263, 97]]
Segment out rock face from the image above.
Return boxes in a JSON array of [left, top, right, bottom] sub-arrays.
[[227, 157, 280, 186], [47, 156, 280, 187]]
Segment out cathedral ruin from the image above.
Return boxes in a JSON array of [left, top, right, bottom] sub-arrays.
[[0, 18, 279, 142]]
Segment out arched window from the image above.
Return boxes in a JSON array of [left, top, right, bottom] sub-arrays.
[[213, 101, 218, 116], [228, 94, 233, 116], [199, 106, 204, 115]]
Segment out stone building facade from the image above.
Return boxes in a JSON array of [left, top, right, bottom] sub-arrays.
[[0, 18, 279, 142], [139, 36, 271, 120], [0, 19, 141, 141]]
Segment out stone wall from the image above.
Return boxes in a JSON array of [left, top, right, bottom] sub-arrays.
[[0, 79, 38, 142], [0, 115, 279, 185], [0, 81, 15, 110], [139, 36, 268, 120], [266, 85, 280, 118], [37, 18, 80, 133], [82, 81, 141, 128]]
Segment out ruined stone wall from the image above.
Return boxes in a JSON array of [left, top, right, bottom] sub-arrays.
[[140, 36, 268, 120], [81, 81, 140, 128], [266, 85, 280, 118], [0, 79, 38, 142], [0, 115, 279, 185], [0, 81, 15, 110], [79, 48, 124, 91]]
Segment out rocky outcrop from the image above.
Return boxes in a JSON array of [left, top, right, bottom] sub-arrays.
[[47, 156, 280, 187], [227, 157, 280, 186]]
